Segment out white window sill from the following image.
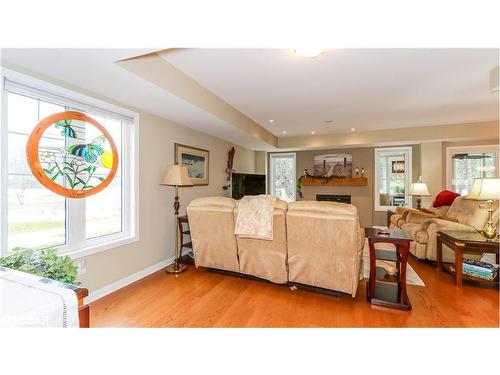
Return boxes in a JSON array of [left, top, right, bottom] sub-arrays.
[[58, 235, 139, 260]]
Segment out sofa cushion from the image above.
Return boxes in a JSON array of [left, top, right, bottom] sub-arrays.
[[445, 196, 493, 230], [433, 190, 460, 208]]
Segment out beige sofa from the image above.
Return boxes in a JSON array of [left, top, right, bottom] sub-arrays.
[[389, 197, 451, 229], [287, 201, 364, 297], [400, 196, 498, 262], [187, 197, 364, 297], [187, 197, 240, 273], [234, 199, 288, 284]]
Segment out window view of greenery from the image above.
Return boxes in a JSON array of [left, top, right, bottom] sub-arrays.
[[7, 92, 124, 252], [378, 153, 407, 207], [8, 93, 67, 250], [271, 155, 295, 202], [452, 152, 496, 195]]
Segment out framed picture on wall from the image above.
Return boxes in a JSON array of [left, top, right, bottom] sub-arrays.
[[313, 153, 353, 177], [175, 143, 209, 185]]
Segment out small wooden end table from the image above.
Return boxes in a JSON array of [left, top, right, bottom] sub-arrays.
[[436, 230, 499, 287], [365, 227, 412, 311]]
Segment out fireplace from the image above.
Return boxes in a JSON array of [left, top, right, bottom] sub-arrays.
[[316, 194, 351, 204]]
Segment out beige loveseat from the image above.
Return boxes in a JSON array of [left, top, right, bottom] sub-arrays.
[[187, 197, 365, 297], [400, 196, 498, 262]]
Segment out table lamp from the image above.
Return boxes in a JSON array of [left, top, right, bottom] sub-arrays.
[[409, 176, 430, 209], [466, 177, 500, 240], [161, 164, 193, 273]]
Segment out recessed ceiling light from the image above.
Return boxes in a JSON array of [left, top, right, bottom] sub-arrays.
[[269, 119, 274, 123], [282, 130, 287, 134], [311, 131, 315, 135], [351, 128, 356, 131], [294, 48, 327, 58]]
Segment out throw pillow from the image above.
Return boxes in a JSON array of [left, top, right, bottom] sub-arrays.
[[433, 190, 460, 208]]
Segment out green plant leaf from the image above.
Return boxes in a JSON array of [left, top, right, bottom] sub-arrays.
[[51, 172, 60, 181], [0, 247, 78, 284]]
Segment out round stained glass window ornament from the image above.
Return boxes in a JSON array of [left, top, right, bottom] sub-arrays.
[[26, 111, 119, 198]]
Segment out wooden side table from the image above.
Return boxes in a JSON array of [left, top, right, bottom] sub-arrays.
[[437, 230, 499, 287], [178, 215, 194, 265], [365, 227, 412, 311]]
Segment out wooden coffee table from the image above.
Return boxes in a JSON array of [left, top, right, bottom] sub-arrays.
[[365, 227, 412, 311], [437, 230, 499, 287]]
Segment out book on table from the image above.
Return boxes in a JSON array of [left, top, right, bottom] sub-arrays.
[[450, 259, 499, 281]]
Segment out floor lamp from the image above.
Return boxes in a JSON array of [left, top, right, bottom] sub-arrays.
[[161, 164, 193, 274]]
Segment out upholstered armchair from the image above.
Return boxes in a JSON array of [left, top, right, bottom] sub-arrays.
[[400, 196, 498, 262]]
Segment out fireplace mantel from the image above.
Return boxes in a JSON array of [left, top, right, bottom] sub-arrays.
[[300, 177, 368, 186]]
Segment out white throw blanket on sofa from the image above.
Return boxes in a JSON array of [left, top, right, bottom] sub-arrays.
[[0, 267, 79, 328], [234, 195, 276, 240]]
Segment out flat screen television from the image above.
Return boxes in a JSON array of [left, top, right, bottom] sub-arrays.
[[231, 173, 266, 200]]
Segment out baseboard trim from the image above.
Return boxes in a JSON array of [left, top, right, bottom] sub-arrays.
[[84, 256, 175, 305]]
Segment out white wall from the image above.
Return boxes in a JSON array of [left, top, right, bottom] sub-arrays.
[[420, 142, 443, 207]]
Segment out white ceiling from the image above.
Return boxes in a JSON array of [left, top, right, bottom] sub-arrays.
[[0, 48, 275, 150], [2, 48, 498, 150], [160, 48, 499, 137]]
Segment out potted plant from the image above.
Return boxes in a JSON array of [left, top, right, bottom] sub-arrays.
[[0, 247, 79, 284]]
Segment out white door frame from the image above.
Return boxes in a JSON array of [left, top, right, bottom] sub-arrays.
[[269, 152, 296, 202]]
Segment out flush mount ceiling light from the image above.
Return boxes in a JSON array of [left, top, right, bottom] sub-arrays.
[[282, 130, 287, 134], [269, 119, 274, 123], [311, 131, 315, 135], [351, 128, 356, 131], [294, 48, 327, 58]]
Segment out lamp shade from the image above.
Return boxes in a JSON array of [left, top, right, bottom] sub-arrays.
[[466, 177, 500, 200], [160, 164, 193, 187], [409, 182, 430, 196]]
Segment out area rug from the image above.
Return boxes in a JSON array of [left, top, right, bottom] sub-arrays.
[[361, 239, 425, 286]]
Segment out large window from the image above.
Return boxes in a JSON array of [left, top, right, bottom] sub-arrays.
[[446, 145, 499, 195], [375, 147, 412, 211], [269, 153, 296, 202], [1, 69, 138, 258]]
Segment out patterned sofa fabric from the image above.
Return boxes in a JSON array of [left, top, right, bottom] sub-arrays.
[[401, 196, 498, 262], [389, 198, 451, 229], [286, 201, 364, 297], [187, 197, 365, 298], [235, 199, 288, 283], [186, 197, 240, 273]]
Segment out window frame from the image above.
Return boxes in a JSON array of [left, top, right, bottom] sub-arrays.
[[445, 144, 499, 194], [0, 68, 139, 259], [374, 146, 413, 212], [269, 152, 296, 202]]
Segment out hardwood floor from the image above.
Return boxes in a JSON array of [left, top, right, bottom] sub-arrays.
[[90, 255, 499, 328]]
